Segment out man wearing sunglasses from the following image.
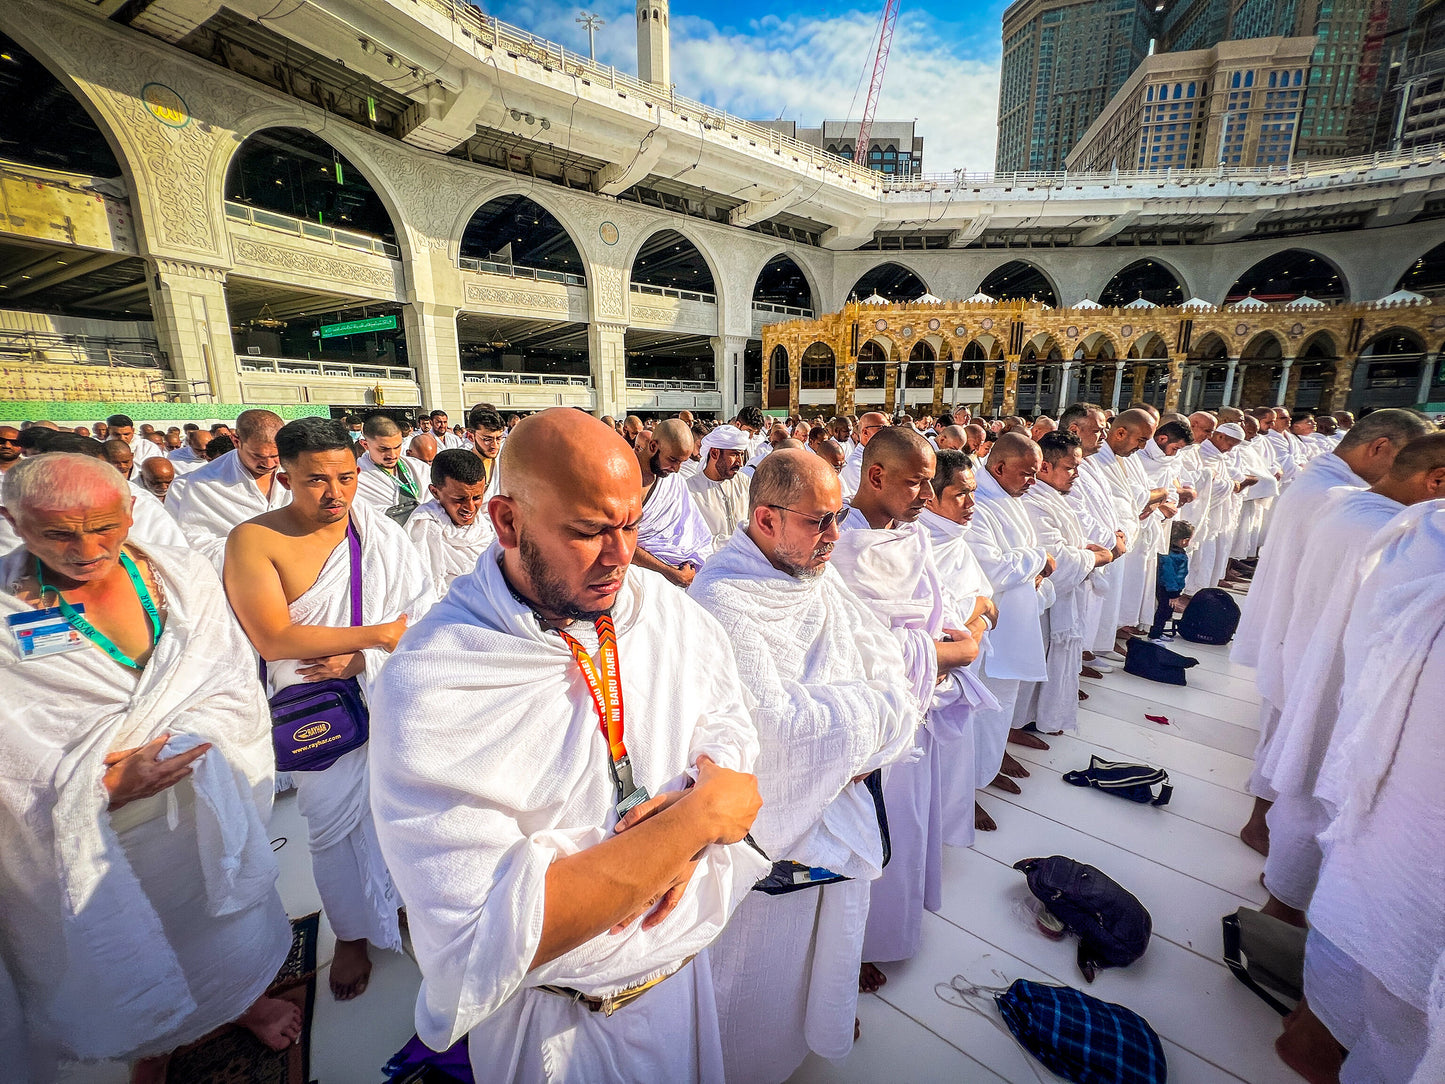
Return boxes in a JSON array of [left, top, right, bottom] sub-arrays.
[[691, 448, 922, 1080], [0, 426, 19, 475], [838, 412, 889, 500], [831, 427, 988, 990]]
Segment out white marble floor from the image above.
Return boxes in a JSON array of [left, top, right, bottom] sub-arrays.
[[63, 639, 1289, 1084]]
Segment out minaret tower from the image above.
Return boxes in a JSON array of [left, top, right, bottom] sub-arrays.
[[636, 0, 671, 89]]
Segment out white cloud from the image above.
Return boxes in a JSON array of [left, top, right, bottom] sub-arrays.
[[485, 2, 1001, 172]]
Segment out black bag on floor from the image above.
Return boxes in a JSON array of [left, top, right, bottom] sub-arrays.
[[1124, 638, 1198, 685], [1177, 587, 1241, 645], [1221, 907, 1306, 1016], [1063, 755, 1173, 806], [1015, 856, 1153, 981]]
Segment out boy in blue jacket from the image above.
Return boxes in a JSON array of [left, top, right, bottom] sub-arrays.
[[1150, 520, 1193, 640]]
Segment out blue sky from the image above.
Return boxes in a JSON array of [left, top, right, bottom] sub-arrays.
[[482, 0, 1009, 171]]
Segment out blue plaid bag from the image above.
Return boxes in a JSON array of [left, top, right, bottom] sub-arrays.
[[995, 979, 1167, 1084]]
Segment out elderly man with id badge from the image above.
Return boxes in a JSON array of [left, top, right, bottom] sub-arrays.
[[370, 410, 768, 1084], [0, 453, 296, 1082]]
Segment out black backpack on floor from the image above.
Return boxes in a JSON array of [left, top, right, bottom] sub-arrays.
[[1015, 856, 1153, 982], [1177, 588, 1241, 645]]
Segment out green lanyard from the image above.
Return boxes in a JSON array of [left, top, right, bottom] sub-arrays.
[[394, 459, 417, 500], [36, 552, 162, 670]]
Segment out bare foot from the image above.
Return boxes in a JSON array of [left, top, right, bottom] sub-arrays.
[[1240, 797, 1273, 857], [1080, 665, 1105, 680], [330, 938, 373, 1001], [1008, 728, 1050, 751], [1078, 689, 1089, 701], [989, 773, 1022, 795], [859, 962, 888, 993], [854, 1017, 861, 1041], [1000, 752, 1031, 778], [1120, 626, 1143, 637], [975, 801, 997, 831], [1261, 893, 1308, 929], [238, 995, 303, 1051], [1275, 998, 1344, 1084], [130, 1055, 169, 1084], [1081, 650, 1096, 661]]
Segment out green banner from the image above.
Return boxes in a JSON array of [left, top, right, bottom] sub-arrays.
[[318, 314, 397, 339]]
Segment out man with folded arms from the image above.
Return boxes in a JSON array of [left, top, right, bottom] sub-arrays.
[[832, 428, 987, 982], [1231, 407, 1433, 855], [369, 411, 767, 1083], [173, 409, 291, 571], [684, 424, 751, 554], [355, 415, 430, 526], [0, 453, 296, 1082], [632, 418, 713, 584], [225, 417, 433, 1001], [405, 448, 495, 595], [691, 449, 922, 1080]]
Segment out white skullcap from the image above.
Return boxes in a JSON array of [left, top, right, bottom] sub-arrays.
[[1215, 422, 1246, 441], [699, 424, 750, 453]]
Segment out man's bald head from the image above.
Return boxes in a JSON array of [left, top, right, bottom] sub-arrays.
[[1338, 409, 1439, 485], [771, 437, 805, 452], [1217, 406, 1244, 424], [750, 447, 837, 516], [101, 438, 134, 478], [235, 409, 284, 443], [652, 418, 696, 458], [493, 410, 642, 620], [140, 456, 175, 500], [816, 438, 846, 472], [936, 424, 968, 450], [748, 449, 843, 578], [2, 453, 134, 585], [989, 431, 1039, 465], [861, 425, 933, 473], [1106, 408, 1154, 457], [410, 432, 439, 463], [1380, 431, 1445, 504], [856, 412, 888, 447], [963, 424, 986, 452], [986, 432, 1043, 497]]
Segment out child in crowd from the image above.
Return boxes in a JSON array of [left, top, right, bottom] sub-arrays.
[[1151, 519, 1193, 640]]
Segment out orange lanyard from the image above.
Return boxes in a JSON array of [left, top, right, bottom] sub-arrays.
[[556, 614, 648, 816]]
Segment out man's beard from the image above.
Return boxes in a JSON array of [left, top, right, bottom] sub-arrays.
[[649, 450, 664, 476], [519, 534, 613, 620], [774, 539, 831, 580]]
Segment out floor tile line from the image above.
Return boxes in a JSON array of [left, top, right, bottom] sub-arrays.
[[866, 990, 1013, 1083]]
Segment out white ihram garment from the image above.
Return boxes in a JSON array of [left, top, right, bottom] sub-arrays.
[[1230, 452, 1363, 798], [968, 470, 1050, 785], [1115, 451, 1156, 630], [1184, 442, 1239, 593], [0, 543, 289, 1064], [839, 442, 865, 499], [637, 472, 713, 567], [1065, 457, 1121, 648], [1306, 502, 1445, 1083], [166, 444, 207, 475], [1019, 483, 1099, 735], [172, 450, 291, 571], [354, 452, 430, 520], [684, 470, 750, 556], [404, 497, 495, 596], [1078, 444, 1142, 649], [369, 549, 769, 1084], [919, 508, 1000, 846], [263, 501, 434, 950], [690, 527, 921, 1077], [830, 517, 960, 964], [1260, 489, 1401, 909]]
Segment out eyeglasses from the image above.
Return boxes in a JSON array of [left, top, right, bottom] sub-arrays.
[[767, 504, 851, 533], [0, 438, 18, 447]]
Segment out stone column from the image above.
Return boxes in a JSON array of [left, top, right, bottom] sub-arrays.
[[789, 343, 802, 417], [1110, 360, 1126, 411], [1130, 363, 1147, 405], [950, 361, 961, 412], [932, 363, 947, 415], [1323, 360, 1353, 413], [981, 363, 998, 415], [1217, 358, 1238, 410], [587, 320, 628, 418], [882, 361, 898, 415], [148, 259, 238, 403], [1281, 359, 1301, 408], [404, 301, 464, 415], [1056, 361, 1074, 412], [712, 334, 749, 420], [1416, 353, 1437, 405], [1164, 355, 1186, 413], [1000, 355, 1022, 416], [837, 351, 857, 417]]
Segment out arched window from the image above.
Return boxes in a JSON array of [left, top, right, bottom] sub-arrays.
[[800, 342, 836, 389], [769, 345, 789, 390]]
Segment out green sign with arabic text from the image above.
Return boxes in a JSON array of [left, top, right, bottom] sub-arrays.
[[317, 315, 397, 339]]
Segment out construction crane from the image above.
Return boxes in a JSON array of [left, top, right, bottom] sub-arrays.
[[853, 0, 901, 168]]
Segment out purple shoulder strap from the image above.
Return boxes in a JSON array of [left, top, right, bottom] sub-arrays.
[[347, 517, 363, 627]]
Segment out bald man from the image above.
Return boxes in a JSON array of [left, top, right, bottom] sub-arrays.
[[1030, 416, 1057, 442], [934, 424, 967, 451], [692, 449, 922, 1078], [833, 428, 986, 981], [1078, 408, 1155, 654], [817, 438, 847, 474], [631, 418, 713, 585], [963, 423, 987, 455], [102, 438, 134, 481], [139, 456, 176, 503], [408, 431, 439, 465], [621, 414, 645, 447], [173, 409, 291, 571], [168, 426, 210, 476], [839, 412, 889, 498], [370, 409, 766, 1083], [356, 415, 430, 525]]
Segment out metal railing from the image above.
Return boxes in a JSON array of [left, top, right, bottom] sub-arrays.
[[626, 378, 720, 391], [462, 372, 592, 386], [148, 376, 214, 402], [238, 355, 415, 381], [458, 257, 585, 286], [629, 282, 718, 305], [752, 301, 815, 318], [0, 329, 162, 368], [225, 202, 402, 259], [412, 0, 882, 188]]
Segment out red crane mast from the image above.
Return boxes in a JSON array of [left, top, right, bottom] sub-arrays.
[[854, 0, 901, 168]]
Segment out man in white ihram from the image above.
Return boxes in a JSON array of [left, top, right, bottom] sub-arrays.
[[690, 448, 921, 1081], [631, 418, 713, 584], [684, 423, 751, 553], [0, 453, 297, 1082], [369, 411, 768, 1083], [172, 408, 291, 571], [404, 448, 495, 595], [355, 415, 430, 526]]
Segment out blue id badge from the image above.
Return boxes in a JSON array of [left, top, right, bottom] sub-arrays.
[[8, 605, 87, 659]]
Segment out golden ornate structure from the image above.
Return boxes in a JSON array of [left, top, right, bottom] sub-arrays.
[[761, 297, 1445, 417]]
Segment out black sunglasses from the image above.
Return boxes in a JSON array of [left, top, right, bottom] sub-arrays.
[[767, 504, 851, 533]]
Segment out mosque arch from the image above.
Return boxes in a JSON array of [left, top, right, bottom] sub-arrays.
[[961, 336, 1000, 360], [800, 341, 836, 389], [1296, 330, 1339, 360], [856, 337, 891, 393], [848, 262, 930, 303], [1128, 331, 1170, 359], [224, 125, 402, 247], [1079, 330, 1121, 359], [1241, 330, 1285, 360], [752, 252, 818, 312], [906, 338, 937, 388], [977, 259, 1059, 307], [628, 227, 718, 295], [1359, 326, 1428, 356], [1394, 241, 1445, 298], [1224, 249, 1348, 304], [1099, 258, 1187, 307], [458, 193, 587, 281]]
